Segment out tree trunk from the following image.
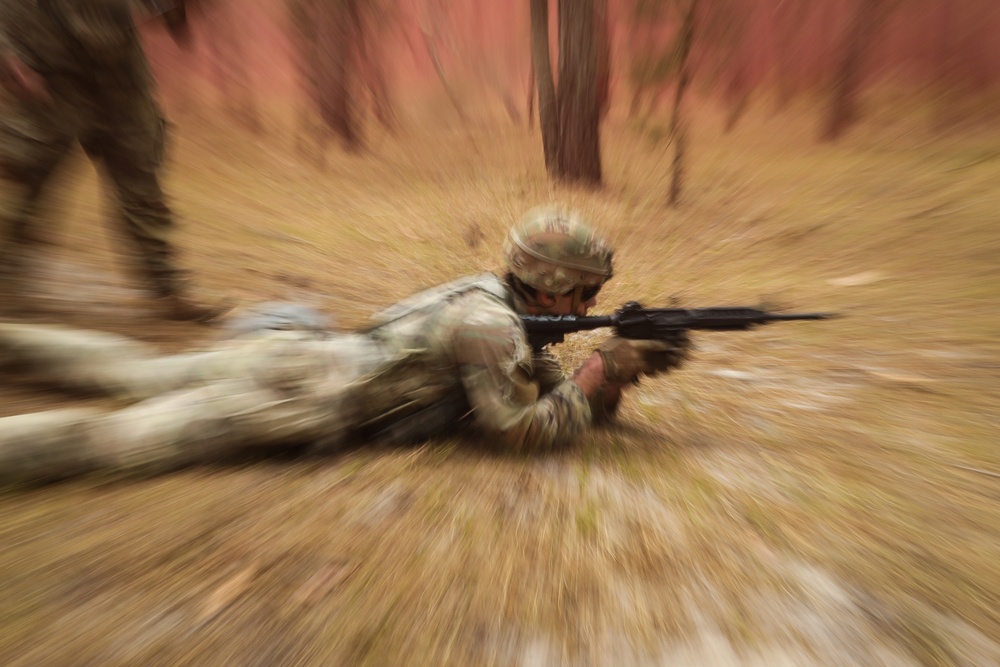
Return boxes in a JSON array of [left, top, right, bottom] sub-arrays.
[[529, 0, 558, 173], [932, 0, 962, 129], [202, 5, 262, 135], [723, 65, 750, 133], [363, 57, 396, 133], [555, 0, 602, 186], [315, 0, 363, 151], [668, 116, 687, 206], [668, 0, 697, 206], [770, 0, 809, 112], [419, 29, 467, 122], [594, 0, 611, 121], [419, 0, 467, 123], [627, 12, 654, 121], [526, 57, 536, 131], [356, 6, 396, 133], [822, 0, 887, 141]]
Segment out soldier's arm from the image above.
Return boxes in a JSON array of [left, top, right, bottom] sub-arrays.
[[530, 348, 566, 395], [580, 366, 627, 424], [532, 345, 623, 424], [452, 312, 596, 452]]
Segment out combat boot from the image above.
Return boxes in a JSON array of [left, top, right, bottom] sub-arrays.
[[156, 289, 235, 323], [151, 270, 235, 324]]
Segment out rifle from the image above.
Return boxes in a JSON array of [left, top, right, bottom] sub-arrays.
[[521, 301, 836, 352]]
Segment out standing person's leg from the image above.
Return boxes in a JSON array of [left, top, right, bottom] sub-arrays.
[[0, 93, 76, 302], [81, 84, 231, 323]]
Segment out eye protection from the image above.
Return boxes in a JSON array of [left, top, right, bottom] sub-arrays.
[[580, 284, 602, 302], [549, 283, 602, 301]]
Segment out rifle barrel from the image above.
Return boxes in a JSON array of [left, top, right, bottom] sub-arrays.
[[767, 312, 837, 321]]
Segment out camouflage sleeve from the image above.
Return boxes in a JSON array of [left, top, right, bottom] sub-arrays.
[[532, 348, 566, 395], [451, 309, 591, 453]]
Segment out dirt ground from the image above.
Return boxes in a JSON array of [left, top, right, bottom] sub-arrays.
[[1, 100, 998, 666]]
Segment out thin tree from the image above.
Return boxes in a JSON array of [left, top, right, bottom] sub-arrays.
[[595, 0, 612, 121], [696, 0, 753, 133], [667, 0, 698, 206], [324, 0, 364, 151], [199, 0, 263, 134], [556, 0, 602, 185], [822, 0, 894, 141], [416, 0, 468, 123], [530, 0, 603, 186], [287, 0, 330, 163], [352, 0, 397, 133], [769, 1, 812, 112], [530, 0, 559, 172], [526, 57, 536, 131], [292, 0, 397, 158], [626, 0, 669, 121]]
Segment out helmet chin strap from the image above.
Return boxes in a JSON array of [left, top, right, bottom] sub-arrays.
[[570, 286, 584, 314], [508, 276, 547, 312]]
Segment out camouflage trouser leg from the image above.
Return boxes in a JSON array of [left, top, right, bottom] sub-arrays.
[[0, 94, 77, 271], [0, 330, 387, 486], [0, 322, 244, 400], [81, 94, 178, 296], [103, 147, 177, 297], [0, 375, 350, 486]]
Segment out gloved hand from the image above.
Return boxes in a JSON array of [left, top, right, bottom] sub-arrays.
[[597, 332, 691, 383]]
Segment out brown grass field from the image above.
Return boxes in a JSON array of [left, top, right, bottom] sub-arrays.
[[1, 97, 999, 666]]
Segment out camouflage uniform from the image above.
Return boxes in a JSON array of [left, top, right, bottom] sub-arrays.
[[0, 0, 193, 300], [0, 273, 593, 485]]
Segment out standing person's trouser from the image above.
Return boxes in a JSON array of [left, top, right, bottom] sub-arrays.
[[0, 73, 182, 295]]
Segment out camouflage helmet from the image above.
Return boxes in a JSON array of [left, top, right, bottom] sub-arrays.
[[504, 206, 614, 295]]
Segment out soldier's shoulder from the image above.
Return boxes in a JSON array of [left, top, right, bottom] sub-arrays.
[[450, 287, 520, 328], [444, 290, 527, 360], [370, 272, 507, 325]]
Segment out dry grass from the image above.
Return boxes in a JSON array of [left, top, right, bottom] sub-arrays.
[[1, 98, 999, 666]]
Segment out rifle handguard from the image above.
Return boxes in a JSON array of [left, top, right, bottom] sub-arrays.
[[522, 303, 836, 352]]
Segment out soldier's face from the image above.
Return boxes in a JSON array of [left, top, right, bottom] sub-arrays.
[[530, 290, 597, 317]]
